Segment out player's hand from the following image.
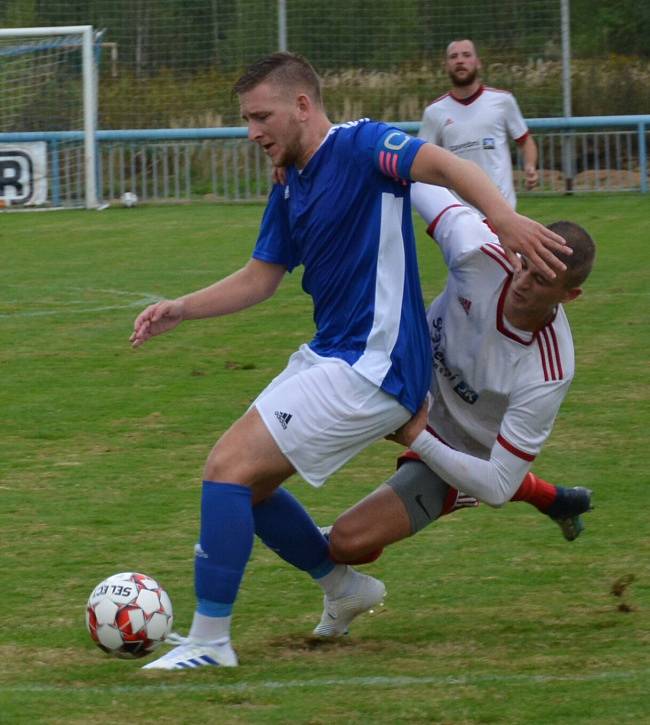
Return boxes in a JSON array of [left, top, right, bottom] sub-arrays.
[[490, 211, 570, 280], [386, 398, 429, 447], [524, 166, 539, 190], [130, 299, 184, 348], [272, 167, 287, 185]]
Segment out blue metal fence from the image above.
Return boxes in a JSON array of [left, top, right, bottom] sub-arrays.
[[1, 115, 649, 205]]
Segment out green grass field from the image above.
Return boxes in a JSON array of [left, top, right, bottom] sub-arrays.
[[1, 195, 649, 724]]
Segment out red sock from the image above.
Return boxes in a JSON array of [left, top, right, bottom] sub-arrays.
[[330, 548, 384, 566], [511, 472, 558, 512]]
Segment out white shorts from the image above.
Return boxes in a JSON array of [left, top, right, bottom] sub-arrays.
[[254, 344, 411, 487]]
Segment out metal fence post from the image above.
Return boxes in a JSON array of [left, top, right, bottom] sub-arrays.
[[639, 122, 648, 193], [278, 0, 287, 51], [561, 0, 574, 194]]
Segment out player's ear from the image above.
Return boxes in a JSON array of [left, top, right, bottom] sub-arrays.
[[296, 92, 311, 120], [562, 287, 582, 303]]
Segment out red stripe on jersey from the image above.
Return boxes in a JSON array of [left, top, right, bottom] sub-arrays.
[[390, 152, 399, 178], [541, 328, 557, 380], [379, 150, 401, 181], [484, 242, 509, 261], [514, 131, 530, 145], [496, 279, 535, 346], [426, 204, 464, 237], [379, 150, 387, 175], [450, 85, 485, 106], [537, 325, 564, 381], [483, 218, 498, 234], [480, 244, 512, 274], [548, 323, 564, 379], [497, 434, 536, 461], [536, 334, 551, 381]]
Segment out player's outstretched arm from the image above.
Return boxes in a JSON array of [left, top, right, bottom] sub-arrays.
[[130, 259, 286, 348], [410, 144, 569, 279], [130, 299, 184, 348]]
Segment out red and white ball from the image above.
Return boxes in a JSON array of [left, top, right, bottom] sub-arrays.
[[85, 572, 173, 658]]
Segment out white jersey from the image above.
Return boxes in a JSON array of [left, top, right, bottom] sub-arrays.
[[419, 85, 529, 211], [408, 183, 574, 505]]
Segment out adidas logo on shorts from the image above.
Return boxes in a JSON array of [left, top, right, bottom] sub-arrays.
[[274, 411, 293, 429]]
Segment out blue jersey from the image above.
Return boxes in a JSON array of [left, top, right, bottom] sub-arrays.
[[252, 120, 431, 414]]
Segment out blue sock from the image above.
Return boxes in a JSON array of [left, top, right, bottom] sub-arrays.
[[253, 487, 334, 579], [194, 481, 254, 617]]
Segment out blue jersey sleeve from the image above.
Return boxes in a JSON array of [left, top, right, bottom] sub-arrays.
[[374, 127, 425, 182], [251, 184, 298, 272]]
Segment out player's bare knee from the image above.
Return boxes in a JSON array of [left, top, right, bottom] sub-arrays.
[[203, 442, 250, 484], [329, 515, 372, 561]]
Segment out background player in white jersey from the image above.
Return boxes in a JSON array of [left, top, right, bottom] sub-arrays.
[[129, 53, 569, 670], [419, 39, 539, 212], [324, 184, 595, 579]]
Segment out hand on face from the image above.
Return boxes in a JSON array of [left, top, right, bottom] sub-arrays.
[[490, 211, 570, 281]]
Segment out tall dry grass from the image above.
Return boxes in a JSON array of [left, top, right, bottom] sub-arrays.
[[93, 56, 650, 130]]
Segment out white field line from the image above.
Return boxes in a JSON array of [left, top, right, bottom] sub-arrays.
[[3, 669, 650, 696], [0, 288, 160, 318]]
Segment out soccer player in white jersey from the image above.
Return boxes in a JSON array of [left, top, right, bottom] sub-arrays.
[[130, 53, 569, 670], [419, 39, 539, 213], [323, 183, 595, 575]]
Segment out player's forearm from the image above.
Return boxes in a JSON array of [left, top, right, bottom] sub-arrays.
[[179, 260, 284, 321], [411, 144, 512, 225], [409, 430, 527, 507], [521, 136, 538, 171]]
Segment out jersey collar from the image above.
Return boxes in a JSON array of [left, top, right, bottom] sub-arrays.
[[450, 84, 485, 106], [496, 276, 559, 345]]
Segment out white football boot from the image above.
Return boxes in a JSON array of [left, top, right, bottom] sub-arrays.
[[313, 570, 386, 637], [142, 636, 238, 669]]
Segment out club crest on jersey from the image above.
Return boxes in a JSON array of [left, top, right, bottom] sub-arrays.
[[458, 296, 472, 315], [482, 137, 496, 150]]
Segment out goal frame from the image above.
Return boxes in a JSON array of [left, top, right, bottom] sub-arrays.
[[0, 25, 98, 209]]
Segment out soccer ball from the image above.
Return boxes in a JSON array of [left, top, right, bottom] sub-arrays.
[[85, 572, 174, 658], [121, 191, 138, 208]]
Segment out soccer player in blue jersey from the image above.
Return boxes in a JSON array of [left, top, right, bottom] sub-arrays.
[[130, 52, 569, 670]]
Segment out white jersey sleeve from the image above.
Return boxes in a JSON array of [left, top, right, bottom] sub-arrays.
[[410, 428, 531, 507], [418, 104, 443, 145], [411, 182, 497, 268], [410, 343, 572, 506], [499, 377, 571, 459], [503, 93, 529, 142], [410, 372, 570, 507]]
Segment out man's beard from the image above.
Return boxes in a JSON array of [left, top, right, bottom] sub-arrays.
[[449, 68, 478, 88]]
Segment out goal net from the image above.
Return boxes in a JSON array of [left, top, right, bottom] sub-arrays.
[[0, 26, 98, 209]]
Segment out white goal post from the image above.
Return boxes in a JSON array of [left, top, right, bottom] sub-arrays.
[[0, 25, 98, 209]]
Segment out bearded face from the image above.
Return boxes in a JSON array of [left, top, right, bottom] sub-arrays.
[[445, 40, 481, 89]]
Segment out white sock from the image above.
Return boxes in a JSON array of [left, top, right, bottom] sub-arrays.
[[188, 611, 231, 643], [315, 564, 358, 599]]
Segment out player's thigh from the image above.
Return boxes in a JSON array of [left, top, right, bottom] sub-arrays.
[[254, 352, 411, 487], [204, 406, 296, 497], [386, 460, 450, 534], [330, 483, 411, 558]]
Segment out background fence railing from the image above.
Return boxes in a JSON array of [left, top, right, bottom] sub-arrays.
[[1, 115, 648, 205]]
